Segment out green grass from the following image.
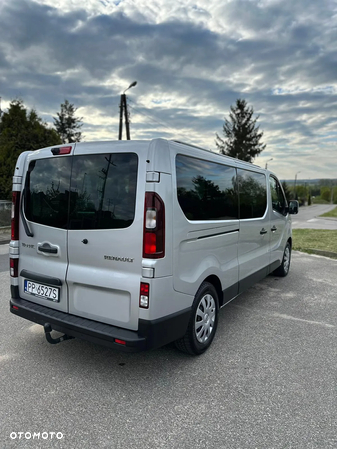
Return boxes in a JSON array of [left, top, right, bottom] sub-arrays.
[[319, 206, 337, 218], [292, 229, 337, 258]]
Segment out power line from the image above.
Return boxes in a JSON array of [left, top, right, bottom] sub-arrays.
[[127, 99, 177, 134], [128, 102, 202, 147], [127, 99, 213, 148]]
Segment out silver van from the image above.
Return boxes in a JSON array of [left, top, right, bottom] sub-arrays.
[[9, 139, 298, 355]]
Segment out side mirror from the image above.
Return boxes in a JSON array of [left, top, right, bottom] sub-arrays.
[[288, 200, 299, 215]]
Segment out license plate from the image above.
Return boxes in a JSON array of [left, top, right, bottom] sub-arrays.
[[24, 280, 60, 302]]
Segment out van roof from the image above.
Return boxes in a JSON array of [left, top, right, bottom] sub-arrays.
[[171, 140, 262, 170], [32, 139, 265, 172]]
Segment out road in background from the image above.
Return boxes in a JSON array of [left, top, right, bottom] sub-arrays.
[[1, 252, 336, 449], [292, 204, 337, 229]]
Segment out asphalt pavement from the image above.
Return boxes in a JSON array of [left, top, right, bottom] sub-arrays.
[[1, 205, 336, 447], [292, 204, 337, 230], [1, 251, 337, 448]]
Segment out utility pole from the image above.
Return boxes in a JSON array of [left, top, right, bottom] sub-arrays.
[[294, 171, 300, 200], [123, 94, 130, 140], [118, 81, 137, 140], [118, 95, 124, 140], [265, 158, 273, 169]]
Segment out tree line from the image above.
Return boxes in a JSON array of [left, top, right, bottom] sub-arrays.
[[0, 99, 82, 199], [1, 95, 335, 207], [1, 96, 267, 200], [291, 182, 337, 206]]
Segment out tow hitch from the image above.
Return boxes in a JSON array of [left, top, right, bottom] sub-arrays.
[[44, 323, 74, 345]]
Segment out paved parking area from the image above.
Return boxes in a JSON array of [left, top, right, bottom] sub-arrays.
[[1, 251, 336, 448]]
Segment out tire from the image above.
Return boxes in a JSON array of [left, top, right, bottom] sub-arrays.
[[175, 282, 219, 355], [273, 241, 291, 277]]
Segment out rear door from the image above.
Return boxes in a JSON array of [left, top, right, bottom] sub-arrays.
[[66, 142, 146, 330], [19, 148, 73, 312]]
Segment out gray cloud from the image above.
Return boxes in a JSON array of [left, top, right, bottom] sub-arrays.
[[0, 0, 336, 179]]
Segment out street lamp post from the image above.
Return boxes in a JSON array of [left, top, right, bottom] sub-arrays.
[[265, 158, 273, 169], [294, 171, 301, 200], [118, 81, 137, 140]]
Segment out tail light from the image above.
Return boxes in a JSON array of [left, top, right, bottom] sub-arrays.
[[11, 191, 20, 241], [140, 282, 150, 308], [10, 258, 18, 278], [143, 192, 165, 258]]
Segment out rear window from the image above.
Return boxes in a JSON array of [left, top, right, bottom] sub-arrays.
[[25, 157, 72, 229], [69, 153, 138, 230], [25, 153, 138, 230]]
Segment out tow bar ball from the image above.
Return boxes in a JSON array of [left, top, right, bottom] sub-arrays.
[[43, 323, 74, 345]]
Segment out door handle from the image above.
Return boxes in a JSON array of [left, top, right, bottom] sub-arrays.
[[260, 228, 268, 235], [271, 226, 277, 232], [38, 243, 58, 254]]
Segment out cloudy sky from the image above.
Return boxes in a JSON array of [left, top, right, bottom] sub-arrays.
[[0, 0, 336, 180]]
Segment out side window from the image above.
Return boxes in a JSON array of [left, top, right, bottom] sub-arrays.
[[269, 176, 287, 215], [176, 154, 238, 221], [238, 169, 267, 219], [25, 157, 72, 229]]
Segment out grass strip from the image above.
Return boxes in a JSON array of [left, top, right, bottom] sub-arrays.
[[319, 206, 337, 218], [292, 229, 337, 258]]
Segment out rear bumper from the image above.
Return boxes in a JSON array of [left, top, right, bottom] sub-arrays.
[[10, 294, 191, 352]]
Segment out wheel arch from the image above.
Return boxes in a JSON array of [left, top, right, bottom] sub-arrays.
[[203, 275, 223, 307]]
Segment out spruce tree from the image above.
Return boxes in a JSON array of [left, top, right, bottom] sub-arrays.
[[216, 99, 266, 163], [53, 100, 83, 144]]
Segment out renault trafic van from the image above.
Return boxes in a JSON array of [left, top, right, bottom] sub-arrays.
[[9, 139, 298, 355]]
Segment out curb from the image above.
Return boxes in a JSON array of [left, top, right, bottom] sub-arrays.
[[306, 248, 337, 259], [317, 216, 337, 221], [295, 248, 337, 259]]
